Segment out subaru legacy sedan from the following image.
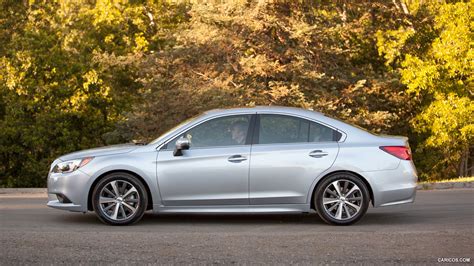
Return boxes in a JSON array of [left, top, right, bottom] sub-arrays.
[[47, 106, 417, 225]]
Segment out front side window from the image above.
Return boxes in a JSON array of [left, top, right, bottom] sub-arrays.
[[258, 114, 341, 144], [167, 115, 251, 149]]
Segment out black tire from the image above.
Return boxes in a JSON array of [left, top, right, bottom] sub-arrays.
[[314, 172, 370, 225], [92, 172, 148, 225]]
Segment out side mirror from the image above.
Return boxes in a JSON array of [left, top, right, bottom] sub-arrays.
[[173, 137, 190, 156]]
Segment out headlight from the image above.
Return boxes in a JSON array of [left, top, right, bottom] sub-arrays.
[[51, 157, 94, 174]]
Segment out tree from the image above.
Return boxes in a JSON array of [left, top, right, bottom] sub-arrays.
[[0, 0, 187, 186], [376, 0, 473, 179], [1, 0, 470, 187], [122, 1, 415, 143]]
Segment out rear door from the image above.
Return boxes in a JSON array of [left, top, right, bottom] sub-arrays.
[[249, 113, 340, 205]]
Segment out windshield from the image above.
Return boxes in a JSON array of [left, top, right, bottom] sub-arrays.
[[148, 114, 202, 145]]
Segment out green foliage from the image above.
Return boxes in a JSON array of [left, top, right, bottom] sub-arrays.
[[0, 0, 187, 187]]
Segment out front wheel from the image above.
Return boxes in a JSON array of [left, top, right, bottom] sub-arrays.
[[92, 172, 148, 225], [314, 173, 370, 225]]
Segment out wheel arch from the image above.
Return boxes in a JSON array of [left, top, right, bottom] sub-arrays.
[[87, 169, 153, 211], [310, 170, 374, 210]]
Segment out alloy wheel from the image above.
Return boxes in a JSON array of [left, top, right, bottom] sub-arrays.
[[98, 180, 140, 221], [322, 179, 363, 221]]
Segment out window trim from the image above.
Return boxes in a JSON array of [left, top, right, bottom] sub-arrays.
[[159, 113, 257, 151], [252, 113, 346, 145]]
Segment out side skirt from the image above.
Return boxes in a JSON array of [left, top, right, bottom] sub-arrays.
[[152, 204, 312, 214]]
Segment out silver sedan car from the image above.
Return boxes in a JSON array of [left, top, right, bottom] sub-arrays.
[[47, 106, 417, 225]]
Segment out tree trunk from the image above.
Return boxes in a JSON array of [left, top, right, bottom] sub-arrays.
[[458, 145, 472, 177]]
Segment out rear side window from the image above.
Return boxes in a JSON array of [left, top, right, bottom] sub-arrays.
[[258, 114, 341, 144], [258, 115, 309, 144]]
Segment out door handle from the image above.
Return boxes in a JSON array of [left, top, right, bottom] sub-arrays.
[[309, 150, 329, 158], [228, 155, 247, 163]]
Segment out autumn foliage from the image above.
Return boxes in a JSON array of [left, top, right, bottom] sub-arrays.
[[0, 0, 472, 187]]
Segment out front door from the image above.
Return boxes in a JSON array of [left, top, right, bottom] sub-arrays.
[[156, 114, 254, 206]]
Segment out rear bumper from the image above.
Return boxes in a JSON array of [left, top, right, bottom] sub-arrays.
[[362, 160, 418, 207]]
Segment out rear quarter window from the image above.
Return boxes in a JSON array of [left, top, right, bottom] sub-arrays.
[[309, 122, 342, 142]]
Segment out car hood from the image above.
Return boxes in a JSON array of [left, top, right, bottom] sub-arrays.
[[59, 144, 139, 161]]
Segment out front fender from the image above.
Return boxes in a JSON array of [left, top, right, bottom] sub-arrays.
[[80, 151, 162, 211]]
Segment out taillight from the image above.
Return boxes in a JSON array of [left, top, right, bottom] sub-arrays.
[[379, 146, 411, 160]]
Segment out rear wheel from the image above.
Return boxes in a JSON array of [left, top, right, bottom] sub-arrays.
[[314, 173, 369, 225], [92, 172, 148, 225]]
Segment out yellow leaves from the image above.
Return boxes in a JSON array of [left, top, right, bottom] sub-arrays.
[[69, 88, 87, 112], [375, 26, 415, 66], [413, 93, 474, 148], [91, 0, 124, 27], [104, 34, 115, 44], [394, 1, 472, 97], [397, 1, 473, 175], [430, 2, 472, 80], [400, 55, 439, 95], [434, 1, 472, 32], [122, 35, 132, 47], [267, 81, 291, 101], [83, 69, 111, 97], [82, 70, 99, 90], [267, 82, 312, 108], [460, 124, 474, 143], [0, 57, 28, 95], [134, 33, 149, 53], [313, 9, 338, 20], [15, 51, 33, 72], [67, 70, 111, 112], [239, 54, 285, 77], [344, 109, 395, 134], [386, 1, 474, 177]]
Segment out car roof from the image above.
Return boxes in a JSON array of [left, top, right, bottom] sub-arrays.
[[204, 106, 326, 118]]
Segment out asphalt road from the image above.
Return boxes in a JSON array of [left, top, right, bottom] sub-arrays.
[[1, 189, 473, 265]]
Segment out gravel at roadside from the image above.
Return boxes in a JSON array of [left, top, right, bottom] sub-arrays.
[[416, 181, 473, 190], [0, 188, 47, 194]]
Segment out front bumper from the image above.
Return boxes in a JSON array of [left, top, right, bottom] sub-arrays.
[[47, 169, 91, 213], [363, 160, 418, 207]]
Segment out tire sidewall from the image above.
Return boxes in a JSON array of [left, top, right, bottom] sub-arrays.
[[92, 172, 148, 225], [314, 173, 370, 225]]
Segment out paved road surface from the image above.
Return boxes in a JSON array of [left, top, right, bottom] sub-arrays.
[[1, 189, 473, 264]]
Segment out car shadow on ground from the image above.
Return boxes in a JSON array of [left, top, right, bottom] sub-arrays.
[[143, 213, 325, 225], [55, 210, 432, 227]]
